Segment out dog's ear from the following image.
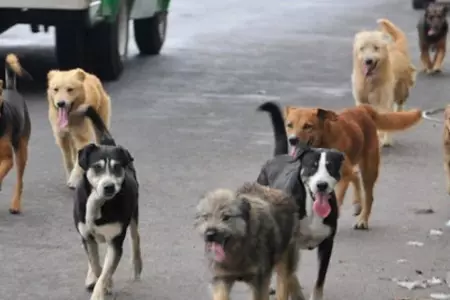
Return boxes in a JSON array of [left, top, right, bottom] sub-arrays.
[[317, 108, 338, 121], [78, 143, 98, 171], [283, 106, 294, 118], [117, 146, 134, 166], [47, 70, 58, 81], [238, 196, 251, 221], [74, 68, 86, 82], [442, 4, 448, 15]]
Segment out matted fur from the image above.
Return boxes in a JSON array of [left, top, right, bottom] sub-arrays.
[[47, 68, 111, 189], [352, 18, 416, 147], [284, 104, 422, 229], [195, 182, 304, 300]]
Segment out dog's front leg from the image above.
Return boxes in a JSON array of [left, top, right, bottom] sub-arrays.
[[250, 275, 271, 300], [83, 237, 102, 291], [444, 160, 450, 194], [211, 279, 233, 300], [310, 237, 334, 300], [377, 91, 394, 147], [55, 134, 74, 181], [0, 138, 14, 192], [90, 237, 124, 300], [420, 45, 433, 73], [129, 218, 143, 280], [432, 39, 446, 73]]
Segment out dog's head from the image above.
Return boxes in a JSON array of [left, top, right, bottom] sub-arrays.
[[353, 30, 389, 77], [425, 3, 448, 37], [78, 143, 134, 200], [283, 106, 338, 154], [47, 68, 88, 130], [195, 189, 250, 264], [295, 146, 344, 218]]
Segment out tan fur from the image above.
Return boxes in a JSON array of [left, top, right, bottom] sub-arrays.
[[284, 104, 422, 229], [47, 68, 111, 189], [443, 105, 450, 194], [352, 18, 416, 147], [6, 54, 25, 77]]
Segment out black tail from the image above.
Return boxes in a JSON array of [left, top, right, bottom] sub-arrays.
[[257, 101, 288, 156], [75, 105, 115, 146]]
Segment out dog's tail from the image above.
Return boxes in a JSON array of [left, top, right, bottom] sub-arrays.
[[361, 104, 422, 131], [4, 53, 32, 90], [257, 101, 288, 156], [73, 105, 116, 146], [377, 18, 409, 54]]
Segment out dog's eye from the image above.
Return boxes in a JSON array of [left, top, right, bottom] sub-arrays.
[[373, 45, 379, 51], [286, 122, 293, 129], [67, 88, 74, 92], [359, 46, 364, 51], [303, 123, 312, 130], [53, 88, 59, 92], [93, 165, 103, 173], [111, 164, 123, 174], [222, 214, 231, 221]]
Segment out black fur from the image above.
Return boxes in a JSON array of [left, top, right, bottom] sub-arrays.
[[256, 101, 339, 297]]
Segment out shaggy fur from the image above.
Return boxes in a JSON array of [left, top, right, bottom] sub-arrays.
[[352, 18, 417, 147], [195, 182, 304, 300], [284, 104, 422, 229], [47, 68, 111, 189], [418, 2, 448, 74]]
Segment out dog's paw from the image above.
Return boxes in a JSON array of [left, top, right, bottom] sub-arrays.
[[432, 68, 442, 74], [67, 171, 81, 189], [8, 208, 21, 215], [106, 278, 113, 295], [89, 293, 105, 300], [353, 220, 369, 230], [85, 270, 98, 292], [352, 203, 362, 216], [133, 257, 143, 280]]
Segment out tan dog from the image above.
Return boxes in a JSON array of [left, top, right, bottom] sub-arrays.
[[47, 68, 111, 189], [284, 104, 422, 229], [352, 18, 416, 147], [443, 105, 450, 194]]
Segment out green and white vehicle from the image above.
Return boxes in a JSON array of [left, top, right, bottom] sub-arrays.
[[0, 0, 171, 81]]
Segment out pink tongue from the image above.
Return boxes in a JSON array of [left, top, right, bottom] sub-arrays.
[[363, 64, 370, 76], [428, 29, 435, 36], [313, 193, 331, 218], [211, 242, 226, 262], [290, 146, 297, 157], [58, 108, 69, 128]]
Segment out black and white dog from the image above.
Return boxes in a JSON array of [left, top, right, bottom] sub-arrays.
[[72, 105, 142, 300], [256, 101, 344, 300]]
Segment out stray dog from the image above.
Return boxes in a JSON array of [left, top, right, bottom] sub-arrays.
[[282, 102, 422, 230], [0, 54, 32, 214], [47, 68, 111, 189], [443, 105, 450, 194], [352, 18, 416, 147], [72, 105, 141, 300], [417, 2, 448, 73], [256, 102, 343, 300], [195, 182, 304, 300]]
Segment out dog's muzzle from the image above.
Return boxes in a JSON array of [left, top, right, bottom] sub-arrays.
[[103, 183, 116, 198], [363, 58, 378, 76]]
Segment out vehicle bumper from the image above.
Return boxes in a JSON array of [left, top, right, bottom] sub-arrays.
[[0, 0, 91, 10]]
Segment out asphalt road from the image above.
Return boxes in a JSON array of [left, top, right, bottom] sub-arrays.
[[0, 0, 450, 299]]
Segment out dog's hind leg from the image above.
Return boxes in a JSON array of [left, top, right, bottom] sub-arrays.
[[432, 39, 446, 73], [0, 138, 14, 192], [91, 235, 125, 300], [274, 247, 304, 300], [129, 218, 142, 280], [83, 238, 102, 291], [354, 149, 379, 230], [310, 237, 334, 300], [211, 279, 233, 300], [250, 275, 271, 300], [10, 137, 28, 214], [420, 46, 433, 73]]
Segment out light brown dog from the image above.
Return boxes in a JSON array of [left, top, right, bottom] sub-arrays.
[[352, 18, 416, 147], [47, 68, 111, 189], [443, 105, 450, 194], [284, 104, 422, 229]]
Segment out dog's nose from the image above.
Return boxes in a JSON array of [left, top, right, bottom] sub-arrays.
[[316, 182, 329, 192], [56, 101, 66, 108], [205, 228, 217, 242], [288, 137, 299, 146], [365, 58, 373, 65], [103, 184, 115, 196]]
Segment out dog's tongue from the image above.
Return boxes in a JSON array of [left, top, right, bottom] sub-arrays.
[[210, 242, 226, 262], [363, 64, 371, 76], [290, 146, 297, 157], [428, 29, 435, 36], [313, 193, 331, 218], [58, 108, 69, 128]]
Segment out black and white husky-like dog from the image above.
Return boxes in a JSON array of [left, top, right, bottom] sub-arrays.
[[72, 105, 142, 300], [256, 101, 344, 300]]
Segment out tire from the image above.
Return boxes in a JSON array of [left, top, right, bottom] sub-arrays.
[[133, 11, 168, 55], [55, 23, 89, 71], [89, 0, 129, 81]]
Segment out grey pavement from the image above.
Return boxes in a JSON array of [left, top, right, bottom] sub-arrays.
[[0, 0, 450, 299]]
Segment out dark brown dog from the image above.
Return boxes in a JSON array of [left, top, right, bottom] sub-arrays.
[[0, 54, 32, 214], [417, 2, 448, 73]]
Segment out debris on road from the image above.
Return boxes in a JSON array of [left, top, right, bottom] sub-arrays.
[[414, 208, 435, 214], [393, 277, 443, 290], [445, 220, 450, 227], [407, 241, 424, 247], [430, 293, 450, 299], [397, 259, 408, 264], [429, 229, 443, 236]]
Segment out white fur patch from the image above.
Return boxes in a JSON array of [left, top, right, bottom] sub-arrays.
[[78, 221, 122, 243]]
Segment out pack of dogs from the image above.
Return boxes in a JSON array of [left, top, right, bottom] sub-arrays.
[[0, 3, 447, 300]]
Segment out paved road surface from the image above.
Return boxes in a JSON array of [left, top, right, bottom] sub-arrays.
[[0, 0, 450, 299]]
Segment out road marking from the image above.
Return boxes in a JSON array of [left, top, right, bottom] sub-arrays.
[[422, 107, 445, 123]]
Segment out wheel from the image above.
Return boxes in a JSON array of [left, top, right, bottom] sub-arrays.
[[89, 0, 129, 81], [133, 11, 168, 55], [55, 23, 89, 71]]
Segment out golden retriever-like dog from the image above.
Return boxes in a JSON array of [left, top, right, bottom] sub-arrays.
[[47, 68, 111, 189], [352, 18, 416, 147]]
